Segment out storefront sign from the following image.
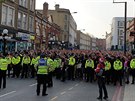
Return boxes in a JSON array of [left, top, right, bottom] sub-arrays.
[[17, 32, 30, 41]]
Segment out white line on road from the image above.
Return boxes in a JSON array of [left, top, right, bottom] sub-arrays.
[[60, 91, 66, 95], [0, 91, 16, 98], [68, 87, 74, 90], [50, 96, 58, 101], [29, 83, 37, 86], [75, 84, 79, 87]]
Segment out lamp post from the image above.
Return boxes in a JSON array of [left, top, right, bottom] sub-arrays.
[[113, 0, 127, 54], [1, 29, 8, 56]]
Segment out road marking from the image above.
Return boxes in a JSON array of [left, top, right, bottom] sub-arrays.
[[75, 84, 79, 87], [68, 87, 74, 90], [29, 83, 37, 86], [116, 86, 122, 101], [112, 86, 122, 101], [0, 91, 16, 98], [50, 96, 58, 101], [60, 91, 66, 95]]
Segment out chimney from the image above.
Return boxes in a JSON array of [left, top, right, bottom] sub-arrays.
[[43, 2, 48, 19], [55, 4, 59, 10]]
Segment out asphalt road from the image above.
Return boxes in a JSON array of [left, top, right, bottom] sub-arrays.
[[0, 78, 120, 101]]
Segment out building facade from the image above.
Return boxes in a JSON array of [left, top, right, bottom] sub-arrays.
[[127, 18, 135, 52], [0, 0, 35, 52], [48, 4, 77, 49], [111, 17, 133, 50], [96, 38, 106, 50], [36, 2, 61, 50], [76, 30, 92, 50]]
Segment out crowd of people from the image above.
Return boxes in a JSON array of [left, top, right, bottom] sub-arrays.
[[0, 49, 135, 99]]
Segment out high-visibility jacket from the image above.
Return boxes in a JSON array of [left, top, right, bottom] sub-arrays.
[[0, 58, 8, 70], [37, 58, 48, 74], [104, 61, 111, 71], [53, 59, 58, 69], [130, 58, 135, 69], [68, 56, 76, 66], [57, 58, 62, 68], [12, 56, 20, 65], [47, 58, 54, 72], [85, 59, 94, 69], [30, 57, 37, 65], [22, 56, 31, 65], [113, 59, 123, 71]]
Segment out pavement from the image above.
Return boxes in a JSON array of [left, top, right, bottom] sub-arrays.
[[0, 77, 134, 101], [123, 79, 135, 101]]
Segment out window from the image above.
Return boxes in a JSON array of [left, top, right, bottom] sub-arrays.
[[18, 12, 27, 30], [19, 0, 28, 8], [18, 12, 22, 28], [118, 21, 124, 27], [30, 0, 34, 11], [64, 24, 67, 31], [1, 4, 15, 27], [22, 14, 27, 30], [19, 0, 23, 5], [65, 15, 67, 21], [119, 30, 123, 36], [119, 39, 123, 46], [29, 16, 34, 32], [1, 5, 8, 25], [8, 7, 14, 26]]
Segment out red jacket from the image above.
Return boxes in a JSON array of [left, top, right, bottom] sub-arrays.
[[95, 63, 105, 73]]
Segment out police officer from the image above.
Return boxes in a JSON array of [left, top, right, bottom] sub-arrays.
[[55, 55, 62, 80], [104, 58, 111, 85], [6, 53, 12, 78], [12, 53, 21, 78], [21, 53, 31, 78], [85, 56, 94, 82], [113, 57, 123, 86], [0, 55, 9, 89], [35, 54, 48, 96], [30, 55, 37, 78], [47, 55, 54, 87], [68, 53, 76, 80], [130, 56, 135, 84]]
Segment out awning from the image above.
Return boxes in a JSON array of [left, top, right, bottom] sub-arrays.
[[0, 38, 17, 42]]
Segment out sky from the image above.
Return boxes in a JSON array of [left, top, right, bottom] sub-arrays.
[[36, 0, 135, 38]]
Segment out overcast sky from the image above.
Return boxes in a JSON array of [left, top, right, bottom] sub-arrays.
[[36, 0, 135, 38]]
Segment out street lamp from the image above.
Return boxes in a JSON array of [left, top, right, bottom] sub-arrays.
[[113, 0, 127, 54], [1, 29, 8, 56]]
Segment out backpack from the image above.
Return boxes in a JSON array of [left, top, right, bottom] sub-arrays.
[[39, 58, 47, 66]]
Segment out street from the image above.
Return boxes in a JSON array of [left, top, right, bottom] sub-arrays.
[[0, 78, 120, 101]]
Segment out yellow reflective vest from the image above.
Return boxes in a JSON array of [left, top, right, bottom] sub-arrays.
[[0, 58, 8, 70], [130, 58, 135, 69], [12, 56, 20, 65], [85, 59, 94, 69], [30, 57, 37, 65], [113, 59, 123, 71], [104, 61, 111, 71], [68, 56, 76, 66], [22, 56, 31, 65]]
